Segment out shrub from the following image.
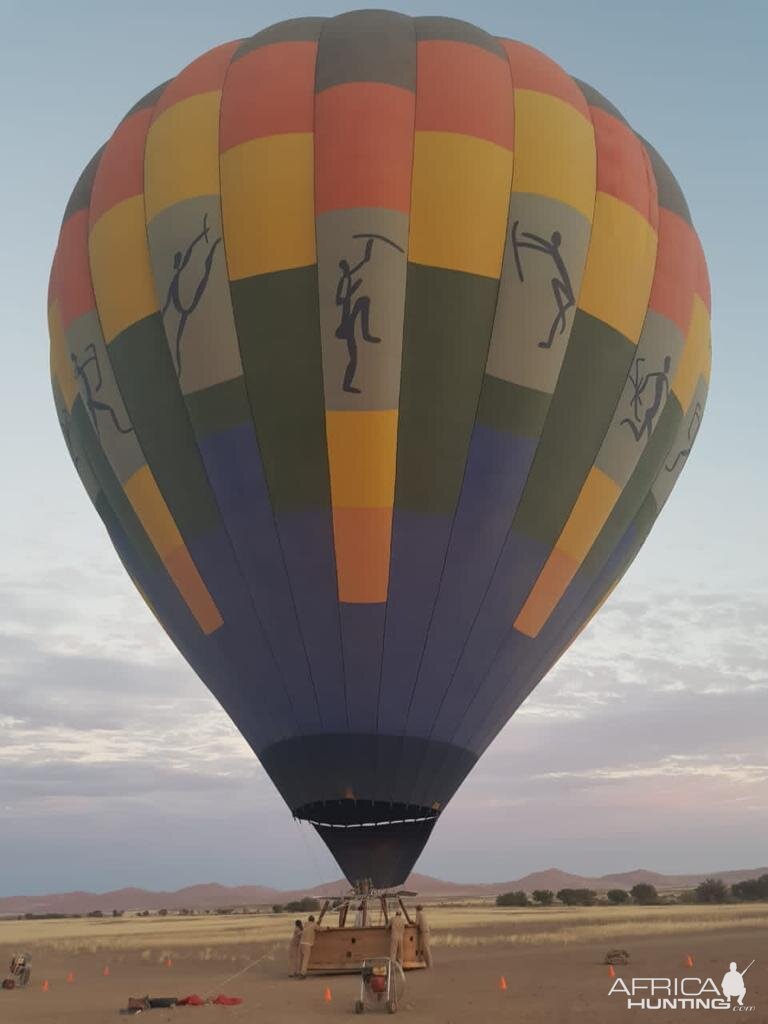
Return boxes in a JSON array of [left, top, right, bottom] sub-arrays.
[[695, 878, 729, 903], [732, 875, 768, 901], [607, 889, 630, 904], [532, 889, 554, 906], [630, 883, 658, 905], [496, 891, 529, 907], [556, 889, 597, 906]]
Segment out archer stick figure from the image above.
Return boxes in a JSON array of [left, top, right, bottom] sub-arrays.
[[162, 213, 222, 378], [70, 345, 132, 437], [665, 401, 702, 471], [335, 237, 381, 393], [621, 355, 671, 443], [511, 221, 575, 349]]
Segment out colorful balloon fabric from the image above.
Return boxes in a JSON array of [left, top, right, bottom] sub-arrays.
[[49, 12, 711, 887]]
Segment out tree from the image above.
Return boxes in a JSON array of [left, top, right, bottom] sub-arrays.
[[556, 889, 597, 906], [607, 889, 630, 904], [695, 878, 729, 903], [284, 897, 321, 913], [158, 908, 169, 917], [496, 891, 529, 907], [532, 889, 554, 906], [630, 883, 658, 905], [732, 875, 768, 902]]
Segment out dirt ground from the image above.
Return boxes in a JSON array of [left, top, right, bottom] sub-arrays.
[[1, 926, 764, 1024]]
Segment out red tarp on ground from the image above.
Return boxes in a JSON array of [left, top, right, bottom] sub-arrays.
[[176, 994, 243, 1007]]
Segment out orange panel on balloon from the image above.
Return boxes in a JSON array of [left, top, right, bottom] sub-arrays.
[[515, 548, 580, 638], [88, 108, 153, 224], [649, 209, 699, 335], [500, 39, 589, 116], [591, 107, 658, 228], [55, 210, 95, 327], [333, 507, 393, 603], [220, 42, 318, 149], [152, 41, 238, 120], [315, 82, 415, 214], [164, 546, 223, 634], [415, 40, 514, 149]]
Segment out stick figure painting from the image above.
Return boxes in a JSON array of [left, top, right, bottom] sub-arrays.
[[70, 345, 132, 438], [621, 355, 672, 443], [511, 220, 575, 350], [161, 213, 222, 379], [334, 233, 404, 394]]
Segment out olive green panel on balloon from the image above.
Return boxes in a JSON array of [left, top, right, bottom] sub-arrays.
[[229, 266, 331, 513], [476, 375, 550, 439], [315, 10, 416, 91], [184, 376, 254, 437], [513, 310, 635, 546], [395, 264, 501, 516], [107, 314, 222, 536]]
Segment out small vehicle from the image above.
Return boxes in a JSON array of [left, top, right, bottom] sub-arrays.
[[6, 953, 32, 988], [354, 956, 405, 1015]]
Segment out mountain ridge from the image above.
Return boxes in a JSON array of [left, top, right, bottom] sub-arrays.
[[2, 866, 766, 915]]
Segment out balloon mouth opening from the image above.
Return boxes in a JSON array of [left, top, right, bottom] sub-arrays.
[[294, 799, 439, 828]]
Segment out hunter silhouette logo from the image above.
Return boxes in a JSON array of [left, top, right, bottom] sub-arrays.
[[608, 959, 756, 1011], [721, 961, 753, 1006]]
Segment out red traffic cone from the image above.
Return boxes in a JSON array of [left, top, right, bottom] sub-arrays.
[[685, 954, 694, 968], [608, 964, 616, 979], [165, 958, 173, 969], [103, 965, 110, 977], [42, 980, 49, 992], [499, 975, 508, 991], [66, 971, 74, 983], [324, 986, 332, 1003]]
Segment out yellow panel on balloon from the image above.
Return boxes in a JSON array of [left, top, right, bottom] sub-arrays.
[[512, 89, 596, 221], [220, 133, 316, 279], [672, 294, 711, 411], [409, 131, 513, 279], [89, 196, 159, 342], [578, 193, 658, 343], [145, 92, 222, 221], [325, 410, 398, 509], [557, 466, 621, 563]]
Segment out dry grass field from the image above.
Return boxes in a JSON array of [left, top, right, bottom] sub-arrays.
[[1, 902, 766, 1021]]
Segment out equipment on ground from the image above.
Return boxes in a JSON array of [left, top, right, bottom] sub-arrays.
[[4, 954, 31, 989], [49, 9, 712, 892], [355, 957, 405, 1015]]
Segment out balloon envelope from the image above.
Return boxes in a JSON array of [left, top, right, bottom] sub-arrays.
[[49, 12, 710, 887]]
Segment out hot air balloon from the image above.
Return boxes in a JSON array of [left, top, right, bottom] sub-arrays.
[[48, 12, 711, 889]]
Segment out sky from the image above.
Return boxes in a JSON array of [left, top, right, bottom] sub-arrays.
[[1, 0, 766, 896]]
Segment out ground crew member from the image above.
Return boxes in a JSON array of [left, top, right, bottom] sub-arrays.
[[388, 909, 406, 964], [415, 904, 432, 967], [288, 919, 302, 977], [297, 914, 318, 978]]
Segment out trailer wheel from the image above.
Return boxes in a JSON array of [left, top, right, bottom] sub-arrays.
[[354, 999, 364, 1014], [387, 997, 397, 1013]]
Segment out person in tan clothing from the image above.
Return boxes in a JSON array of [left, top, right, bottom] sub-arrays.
[[297, 915, 318, 978], [415, 905, 432, 967], [388, 909, 406, 964], [288, 919, 303, 977]]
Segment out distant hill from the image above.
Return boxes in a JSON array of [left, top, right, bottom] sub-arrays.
[[2, 866, 766, 916]]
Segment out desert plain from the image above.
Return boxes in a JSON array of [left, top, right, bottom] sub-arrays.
[[1, 902, 766, 1023]]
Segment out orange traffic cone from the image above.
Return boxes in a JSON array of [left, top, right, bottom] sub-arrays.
[[165, 958, 173, 969], [103, 966, 110, 977], [66, 971, 74, 983], [499, 976, 508, 991], [42, 980, 49, 992], [685, 954, 694, 968], [608, 964, 616, 979], [324, 986, 332, 1003]]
